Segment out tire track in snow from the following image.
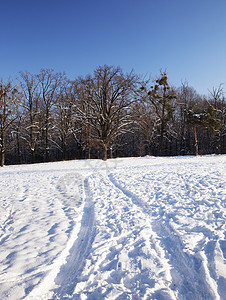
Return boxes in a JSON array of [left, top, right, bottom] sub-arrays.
[[52, 177, 96, 298], [108, 172, 218, 300], [69, 172, 176, 299], [99, 173, 177, 299]]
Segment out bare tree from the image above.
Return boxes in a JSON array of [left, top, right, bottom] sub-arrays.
[[208, 85, 226, 153], [54, 80, 76, 160], [76, 65, 138, 160], [0, 80, 20, 166], [38, 69, 65, 161], [186, 98, 214, 156], [176, 83, 200, 154], [18, 71, 40, 163], [142, 72, 177, 155], [133, 88, 159, 156]]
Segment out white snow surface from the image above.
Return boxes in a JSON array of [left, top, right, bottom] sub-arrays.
[[0, 155, 225, 300]]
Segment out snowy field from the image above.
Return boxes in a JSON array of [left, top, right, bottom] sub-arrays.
[[0, 155, 225, 300]]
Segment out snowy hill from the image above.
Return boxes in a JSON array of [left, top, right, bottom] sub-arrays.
[[0, 155, 225, 299]]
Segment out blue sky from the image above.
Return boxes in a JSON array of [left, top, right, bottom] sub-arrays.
[[1, 0, 226, 95]]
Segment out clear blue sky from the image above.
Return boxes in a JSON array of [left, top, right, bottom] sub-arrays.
[[1, 0, 226, 95]]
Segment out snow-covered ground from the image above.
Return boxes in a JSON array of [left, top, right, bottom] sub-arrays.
[[0, 155, 225, 300]]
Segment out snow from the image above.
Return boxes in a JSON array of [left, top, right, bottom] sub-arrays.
[[0, 155, 225, 299]]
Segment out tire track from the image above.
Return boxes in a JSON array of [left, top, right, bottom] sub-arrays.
[[52, 177, 96, 299], [108, 172, 218, 300], [104, 173, 177, 299]]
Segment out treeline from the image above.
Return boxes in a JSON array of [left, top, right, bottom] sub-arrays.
[[0, 65, 225, 166]]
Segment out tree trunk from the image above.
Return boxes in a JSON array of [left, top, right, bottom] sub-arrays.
[[30, 115, 34, 163], [103, 144, 108, 161], [17, 129, 22, 164], [45, 111, 50, 162], [109, 147, 113, 159], [31, 149, 35, 164], [1, 133, 5, 167], [62, 144, 66, 160], [62, 136, 66, 160], [193, 125, 199, 156], [1, 150, 5, 167], [87, 147, 91, 159], [159, 120, 165, 156]]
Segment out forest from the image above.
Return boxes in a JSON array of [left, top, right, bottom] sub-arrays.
[[0, 65, 225, 166]]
